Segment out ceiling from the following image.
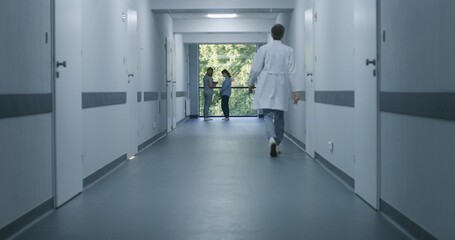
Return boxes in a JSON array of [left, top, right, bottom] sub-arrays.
[[153, 8, 293, 20]]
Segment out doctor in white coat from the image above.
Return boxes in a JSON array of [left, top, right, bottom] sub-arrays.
[[248, 24, 301, 157]]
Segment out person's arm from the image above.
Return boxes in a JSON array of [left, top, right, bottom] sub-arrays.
[[248, 47, 265, 92], [209, 79, 218, 89]]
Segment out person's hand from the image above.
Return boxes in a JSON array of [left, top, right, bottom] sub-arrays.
[[248, 85, 255, 93], [292, 92, 300, 104]]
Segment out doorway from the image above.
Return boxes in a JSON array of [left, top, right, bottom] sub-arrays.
[[304, 8, 315, 158], [354, 0, 379, 209], [165, 37, 176, 132], [126, 5, 139, 158], [53, 0, 83, 207]]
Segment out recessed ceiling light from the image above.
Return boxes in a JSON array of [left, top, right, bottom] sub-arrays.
[[207, 13, 237, 19]]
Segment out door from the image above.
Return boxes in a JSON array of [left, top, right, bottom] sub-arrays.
[[54, 0, 83, 207], [354, 0, 379, 209], [304, 9, 315, 158], [126, 6, 138, 158], [166, 37, 175, 132]]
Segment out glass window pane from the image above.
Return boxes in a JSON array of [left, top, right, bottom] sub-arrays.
[[199, 44, 257, 117]]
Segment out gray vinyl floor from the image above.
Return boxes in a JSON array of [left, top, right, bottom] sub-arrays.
[[14, 118, 409, 240]]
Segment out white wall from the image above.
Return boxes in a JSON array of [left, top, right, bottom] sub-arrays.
[[188, 44, 200, 117], [0, 0, 53, 229], [174, 34, 188, 122], [137, 0, 166, 145], [150, 0, 295, 10], [282, 0, 309, 145], [380, 1, 455, 239], [81, 0, 129, 177], [174, 18, 275, 34], [183, 33, 268, 44], [154, 13, 175, 131], [284, 0, 356, 177], [313, 0, 355, 177]]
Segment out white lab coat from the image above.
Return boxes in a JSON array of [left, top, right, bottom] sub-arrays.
[[248, 40, 300, 111]]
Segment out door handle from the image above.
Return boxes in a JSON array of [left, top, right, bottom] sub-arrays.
[[366, 59, 376, 66], [128, 73, 134, 77], [56, 61, 66, 68], [306, 72, 313, 77]]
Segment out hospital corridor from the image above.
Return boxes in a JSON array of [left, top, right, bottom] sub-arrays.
[[1, 0, 454, 239]]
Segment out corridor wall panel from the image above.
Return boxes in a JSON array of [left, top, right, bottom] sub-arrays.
[[82, 106, 128, 178], [299, 0, 355, 178], [137, 0, 168, 148], [283, 0, 311, 146], [0, 0, 53, 232], [81, 0, 129, 178], [380, 1, 455, 239]]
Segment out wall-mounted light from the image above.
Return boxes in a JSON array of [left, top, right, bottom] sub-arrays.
[[207, 13, 237, 19], [122, 12, 127, 22]]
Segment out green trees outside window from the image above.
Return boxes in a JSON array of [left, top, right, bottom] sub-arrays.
[[199, 44, 257, 117]]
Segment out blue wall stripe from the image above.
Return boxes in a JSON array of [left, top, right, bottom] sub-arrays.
[[160, 92, 167, 100], [0, 94, 52, 119], [176, 91, 186, 98], [380, 92, 455, 121], [315, 91, 355, 107], [144, 92, 160, 102], [82, 92, 126, 109]]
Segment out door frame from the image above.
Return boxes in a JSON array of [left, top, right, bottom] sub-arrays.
[[353, 0, 381, 210], [52, 0, 83, 207], [376, 0, 382, 210], [126, 4, 139, 158], [304, 8, 315, 158], [166, 37, 175, 132]]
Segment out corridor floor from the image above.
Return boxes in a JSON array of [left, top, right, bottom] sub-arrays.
[[14, 118, 408, 240]]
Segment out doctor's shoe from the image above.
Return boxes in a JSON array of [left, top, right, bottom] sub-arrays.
[[269, 138, 277, 157]]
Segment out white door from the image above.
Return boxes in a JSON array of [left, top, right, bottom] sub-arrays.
[[166, 38, 174, 132], [304, 9, 315, 158], [54, 0, 83, 207], [354, 0, 379, 209], [126, 6, 138, 158]]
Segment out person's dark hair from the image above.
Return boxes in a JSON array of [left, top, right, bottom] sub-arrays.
[[271, 24, 285, 40], [207, 67, 213, 73], [221, 69, 231, 78]]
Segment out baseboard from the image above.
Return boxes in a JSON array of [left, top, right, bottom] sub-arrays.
[[0, 198, 54, 240], [138, 130, 167, 152], [380, 199, 438, 240], [314, 152, 355, 190], [83, 154, 127, 188], [284, 131, 306, 150], [176, 117, 187, 126], [189, 115, 199, 119]]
